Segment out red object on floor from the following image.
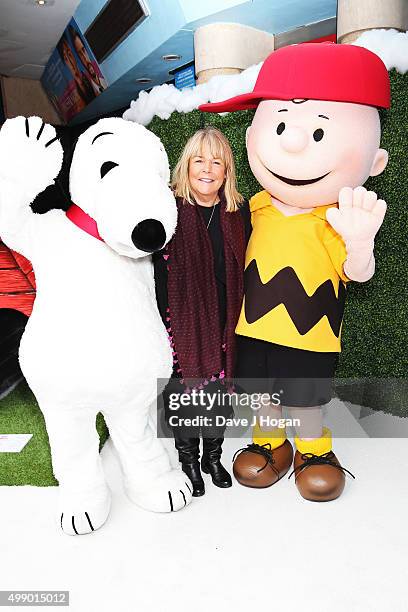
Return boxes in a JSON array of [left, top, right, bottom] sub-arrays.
[[0, 240, 36, 316]]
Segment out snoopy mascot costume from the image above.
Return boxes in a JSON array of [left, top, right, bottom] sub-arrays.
[[0, 116, 193, 535]]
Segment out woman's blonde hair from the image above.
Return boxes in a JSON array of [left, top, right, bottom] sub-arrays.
[[171, 127, 244, 212]]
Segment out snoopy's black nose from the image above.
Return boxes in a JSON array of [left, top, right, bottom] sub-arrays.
[[131, 219, 166, 253]]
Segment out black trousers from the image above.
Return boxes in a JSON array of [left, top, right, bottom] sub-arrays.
[[161, 377, 233, 441]]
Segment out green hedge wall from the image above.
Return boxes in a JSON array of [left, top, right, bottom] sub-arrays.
[[149, 69, 408, 415]]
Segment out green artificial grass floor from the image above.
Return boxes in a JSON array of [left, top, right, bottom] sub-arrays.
[[0, 381, 108, 486]]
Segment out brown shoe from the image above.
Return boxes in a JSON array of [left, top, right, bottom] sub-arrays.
[[232, 440, 293, 488], [290, 451, 355, 502]]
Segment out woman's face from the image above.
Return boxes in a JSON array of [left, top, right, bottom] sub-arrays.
[[188, 144, 226, 201], [62, 41, 80, 80]]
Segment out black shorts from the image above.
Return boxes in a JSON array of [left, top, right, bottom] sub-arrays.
[[235, 335, 338, 408]]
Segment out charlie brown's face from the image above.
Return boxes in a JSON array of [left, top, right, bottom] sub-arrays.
[[246, 99, 388, 208]]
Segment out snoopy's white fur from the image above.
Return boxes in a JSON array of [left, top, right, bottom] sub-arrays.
[[0, 116, 192, 535]]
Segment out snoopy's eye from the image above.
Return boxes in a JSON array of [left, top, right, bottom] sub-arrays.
[[100, 161, 119, 179], [313, 129, 324, 142], [276, 122, 286, 135]]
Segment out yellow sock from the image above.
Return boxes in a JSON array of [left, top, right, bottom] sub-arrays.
[[252, 421, 286, 450], [294, 427, 332, 456]]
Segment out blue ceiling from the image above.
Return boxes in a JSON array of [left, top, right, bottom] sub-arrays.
[[70, 0, 337, 125]]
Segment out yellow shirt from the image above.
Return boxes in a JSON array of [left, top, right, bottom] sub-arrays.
[[236, 191, 349, 352]]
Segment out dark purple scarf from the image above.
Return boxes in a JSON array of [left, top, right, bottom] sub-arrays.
[[166, 197, 245, 382]]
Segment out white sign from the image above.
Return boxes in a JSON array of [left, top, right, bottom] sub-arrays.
[[0, 434, 33, 453]]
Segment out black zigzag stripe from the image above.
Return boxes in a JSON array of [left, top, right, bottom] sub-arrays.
[[244, 260, 346, 337]]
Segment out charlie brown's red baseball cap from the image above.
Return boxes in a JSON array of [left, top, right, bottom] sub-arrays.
[[199, 42, 390, 113]]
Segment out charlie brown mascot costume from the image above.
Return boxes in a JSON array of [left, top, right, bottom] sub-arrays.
[[200, 42, 390, 501]]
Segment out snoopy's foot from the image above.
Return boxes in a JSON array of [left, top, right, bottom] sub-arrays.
[[126, 469, 193, 513], [58, 486, 111, 536]]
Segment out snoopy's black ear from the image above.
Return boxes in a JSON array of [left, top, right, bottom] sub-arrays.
[[65, 138, 78, 168]]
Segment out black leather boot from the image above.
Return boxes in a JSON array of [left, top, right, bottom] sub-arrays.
[[201, 438, 232, 488], [174, 436, 205, 497]]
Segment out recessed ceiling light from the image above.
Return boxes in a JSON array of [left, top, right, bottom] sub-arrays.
[[162, 54, 181, 61], [135, 77, 152, 84], [36, 0, 46, 5]]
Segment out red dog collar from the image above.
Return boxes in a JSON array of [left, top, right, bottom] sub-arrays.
[[66, 204, 104, 242]]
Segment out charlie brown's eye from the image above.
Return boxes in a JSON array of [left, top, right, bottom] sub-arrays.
[[313, 128, 324, 142], [276, 122, 286, 135]]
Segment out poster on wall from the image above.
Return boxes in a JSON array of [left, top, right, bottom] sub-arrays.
[[41, 18, 108, 123], [0, 85, 5, 125]]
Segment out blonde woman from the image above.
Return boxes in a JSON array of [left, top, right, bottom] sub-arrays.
[[154, 127, 251, 497]]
